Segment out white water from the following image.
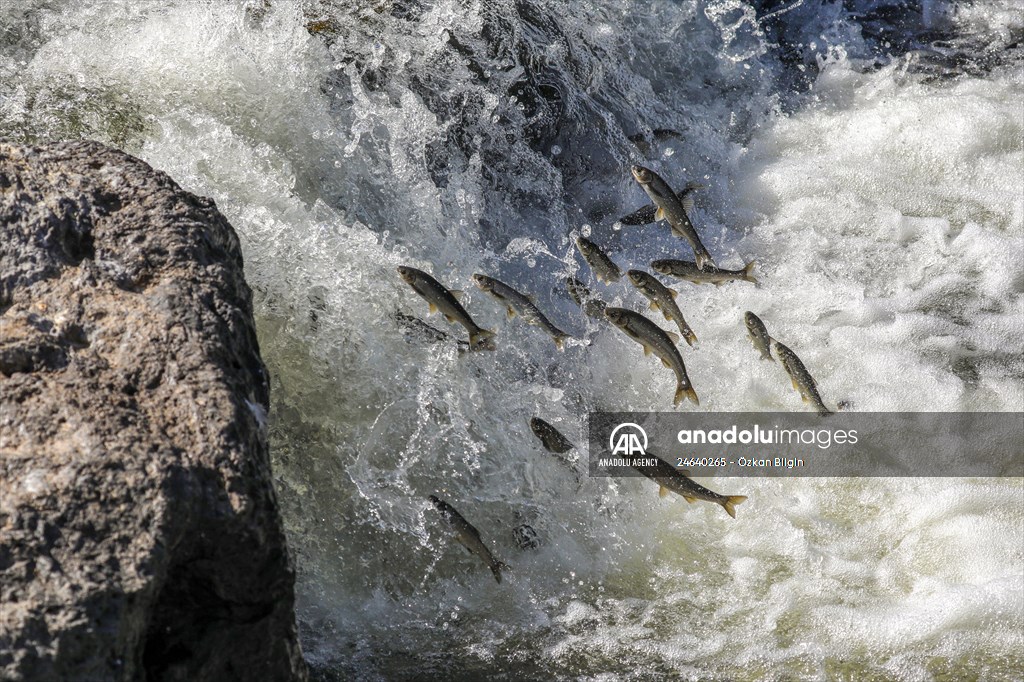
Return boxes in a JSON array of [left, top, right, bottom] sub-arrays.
[[3, 0, 1022, 679]]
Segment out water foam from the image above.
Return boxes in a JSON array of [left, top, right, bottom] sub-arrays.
[[2, 0, 1021, 678]]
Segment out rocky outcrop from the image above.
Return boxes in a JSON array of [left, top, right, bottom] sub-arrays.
[[0, 141, 307, 681]]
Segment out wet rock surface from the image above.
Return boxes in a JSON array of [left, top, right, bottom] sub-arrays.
[[0, 140, 307, 681]]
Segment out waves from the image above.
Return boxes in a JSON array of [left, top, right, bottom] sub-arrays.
[[2, 0, 1022, 678]]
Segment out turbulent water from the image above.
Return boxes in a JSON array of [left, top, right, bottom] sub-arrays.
[[3, 0, 1023, 679]]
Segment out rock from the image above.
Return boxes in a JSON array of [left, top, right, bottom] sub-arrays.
[[0, 141, 307, 681]]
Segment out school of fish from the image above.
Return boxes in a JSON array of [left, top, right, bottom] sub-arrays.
[[396, 166, 834, 582]]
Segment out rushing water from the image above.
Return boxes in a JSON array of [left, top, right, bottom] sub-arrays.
[[3, 0, 1022, 679]]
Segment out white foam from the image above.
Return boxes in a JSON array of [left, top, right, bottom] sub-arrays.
[[2, 0, 1021, 678]]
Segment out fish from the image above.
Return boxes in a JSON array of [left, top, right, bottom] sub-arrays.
[[565, 277, 607, 319], [619, 183, 704, 226], [744, 311, 773, 361], [429, 495, 509, 583], [626, 269, 698, 347], [630, 454, 747, 518], [650, 259, 758, 286], [771, 339, 832, 416], [630, 165, 715, 269], [395, 310, 470, 351], [575, 237, 622, 284], [397, 266, 496, 351], [530, 417, 574, 453], [472, 274, 571, 350], [603, 307, 699, 406], [529, 417, 582, 487]]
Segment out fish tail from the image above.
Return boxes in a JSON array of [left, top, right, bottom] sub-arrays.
[[744, 260, 759, 285], [817, 405, 833, 417], [695, 249, 716, 271], [761, 349, 774, 362], [683, 329, 698, 347], [722, 495, 747, 519], [675, 384, 700, 406], [470, 329, 496, 351]]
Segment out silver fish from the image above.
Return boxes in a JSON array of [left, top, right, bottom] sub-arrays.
[[626, 269, 698, 347], [744, 311, 773, 361], [575, 237, 622, 284], [565, 277, 607, 319], [604, 307, 699, 406], [650, 259, 758, 286], [630, 165, 715, 269], [472, 274, 571, 350], [429, 495, 509, 583], [631, 454, 747, 518], [398, 266, 496, 351], [529, 417, 581, 486], [619, 183, 703, 226], [530, 417, 574, 454], [772, 339, 832, 416], [395, 310, 469, 351]]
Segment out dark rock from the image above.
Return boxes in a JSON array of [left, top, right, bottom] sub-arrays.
[[0, 140, 307, 681]]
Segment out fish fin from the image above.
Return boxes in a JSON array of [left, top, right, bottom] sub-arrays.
[[744, 260, 759, 285], [791, 378, 800, 390], [444, 314, 456, 323], [554, 335, 569, 351], [642, 344, 652, 356], [695, 251, 715, 271], [428, 302, 438, 314], [668, 287, 678, 299], [469, 329, 496, 351], [620, 204, 658, 225], [683, 496, 697, 504], [506, 307, 517, 319], [659, 486, 669, 498], [661, 358, 673, 369], [490, 560, 509, 583], [674, 385, 699, 406], [679, 191, 696, 216], [655, 206, 665, 221], [450, 290, 464, 300], [722, 495, 747, 519], [761, 350, 774, 362], [650, 300, 661, 311], [665, 330, 680, 343]]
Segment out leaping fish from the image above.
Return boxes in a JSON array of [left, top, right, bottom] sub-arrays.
[[650, 259, 758, 286], [565, 277, 608, 319], [619, 182, 704, 226], [772, 339, 832, 416], [398, 266, 496, 351], [627, 269, 698, 347], [630, 455, 747, 518], [575, 237, 622, 284], [604, 307, 699, 406], [630, 165, 715, 270], [429, 495, 509, 583], [472, 274, 571, 350], [744, 311, 773, 361]]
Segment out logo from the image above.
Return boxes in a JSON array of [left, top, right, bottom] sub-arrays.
[[609, 423, 648, 456]]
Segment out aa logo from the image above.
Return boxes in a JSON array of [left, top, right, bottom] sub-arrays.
[[609, 423, 648, 456]]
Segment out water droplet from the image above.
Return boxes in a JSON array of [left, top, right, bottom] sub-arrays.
[[551, 144, 562, 156]]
